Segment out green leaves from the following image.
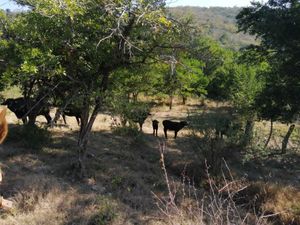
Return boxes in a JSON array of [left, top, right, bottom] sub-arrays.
[[230, 65, 263, 111], [237, 0, 300, 122], [177, 56, 208, 97]]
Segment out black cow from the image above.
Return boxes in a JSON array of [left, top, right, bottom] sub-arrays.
[[60, 104, 82, 126], [2, 98, 52, 125], [162, 120, 188, 139], [152, 120, 159, 136]]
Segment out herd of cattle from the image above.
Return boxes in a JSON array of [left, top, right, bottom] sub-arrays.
[[2, 97, 81, 126], [2, 97, 188, 139]]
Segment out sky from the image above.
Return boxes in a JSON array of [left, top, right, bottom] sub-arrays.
[[0, 0, 24, 11], [0, 0, 255, 11]]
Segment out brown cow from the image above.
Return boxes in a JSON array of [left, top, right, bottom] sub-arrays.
[[0, 108, 13, 210], [0, 108, 8, 144]]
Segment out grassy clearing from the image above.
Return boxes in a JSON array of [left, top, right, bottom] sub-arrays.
[[0, 98, 299, 224]]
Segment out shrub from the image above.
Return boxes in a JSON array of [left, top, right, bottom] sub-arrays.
[[109, 97, 151, 129], [188, 112, 243, 145]]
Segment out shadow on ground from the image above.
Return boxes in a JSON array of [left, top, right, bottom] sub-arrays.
[[0, 107, 300, 224]]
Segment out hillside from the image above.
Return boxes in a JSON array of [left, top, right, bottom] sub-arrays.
[[168, 7, 257, 50]]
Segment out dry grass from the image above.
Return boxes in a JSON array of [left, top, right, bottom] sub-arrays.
[[0, 173, 136, 225], [1, 175, 92, 225], [254, 120, 300, 151], [152, 143, 272, 225], [0, 96, 299, 224], [262, 184, 300, 224]]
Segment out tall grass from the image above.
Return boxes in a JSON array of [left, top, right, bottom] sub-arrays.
[[153, 142, 273, 225]]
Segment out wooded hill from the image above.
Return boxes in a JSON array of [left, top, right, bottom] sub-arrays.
[[168, 7, 257, 50]]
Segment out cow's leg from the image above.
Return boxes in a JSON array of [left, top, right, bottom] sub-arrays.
[[164, 128, 168, 139], [174, 131, 178, 139], [28, 115, 36, 126], [21, 116, 28, 124], [76, 116, 80, 126], [44, 113, 52, 124], [62, 115, 67, 125]]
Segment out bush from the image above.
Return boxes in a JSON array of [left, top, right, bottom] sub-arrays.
[[188, 112, 244, 146], [109, 95, 151, 128]]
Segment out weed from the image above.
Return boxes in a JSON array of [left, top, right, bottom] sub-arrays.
[[111, 175, 123, 189], [89, 196, 117, 225]]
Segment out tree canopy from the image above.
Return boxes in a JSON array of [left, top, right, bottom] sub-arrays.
[[237, 0, 300, 123], [0, 0, 188, 175]]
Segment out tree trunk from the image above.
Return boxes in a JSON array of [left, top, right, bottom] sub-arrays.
[[51, 94, 77, 127], [28, 115, 37, 126], [169, 95, 173, 110], [182, 96, 186, 105], [200, 97, 205, 106], [77, 99, 101, 178], [132, 93, 138, 103], [242, 119, 255, 147], [77, 69, 109, 178], [127, 93, 130, 102], [281, 124, 295, 154], [263, 119, 273, 150]]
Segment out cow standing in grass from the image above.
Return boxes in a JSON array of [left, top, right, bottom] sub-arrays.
[[2, 98, 52, 125], [162, 120, 188, 139], [152, 120, 159, 136], [60, 104, 82, 126]]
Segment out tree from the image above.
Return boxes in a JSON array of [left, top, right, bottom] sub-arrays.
[[158, 53, 208, 109], [189, 37, 235, 101], [2, 0, 184, 176], [176, 56, 208, 104], [237, 0, 300, 152], [109, 65, 164, 103], [230, 63, 265, 147]]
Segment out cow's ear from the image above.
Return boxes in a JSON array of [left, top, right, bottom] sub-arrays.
[[0, 108, 7, 123]]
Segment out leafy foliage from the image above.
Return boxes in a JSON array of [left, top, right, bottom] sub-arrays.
[[0, 0, 188, 174], [237, 0, 300, 123]]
